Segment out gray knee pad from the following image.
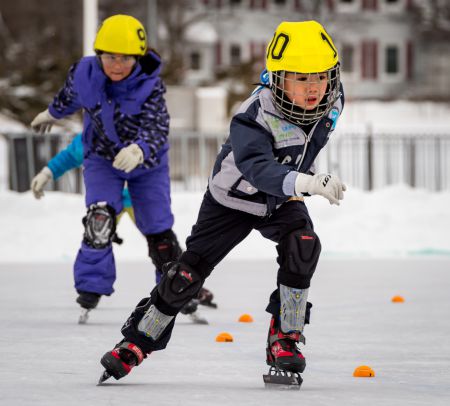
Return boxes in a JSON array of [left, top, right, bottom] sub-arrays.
[[82, 202, 116, 249], [157, 262, 203, 310], [277, 227, 321, 289]]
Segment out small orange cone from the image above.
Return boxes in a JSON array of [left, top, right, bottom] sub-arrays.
[[391, 295, 405, 303], [353, 365, 375, 377], [215, 332, 234, 342], [238, 314, 254, 323]]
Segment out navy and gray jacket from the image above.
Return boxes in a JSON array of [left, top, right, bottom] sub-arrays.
[[209, 87, 344, 217], [48, 51, 169, 168]]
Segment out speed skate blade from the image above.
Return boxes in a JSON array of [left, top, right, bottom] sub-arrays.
[[79, 309, 90, 324], [97, 370, 111, 385], [188, 312, 209, 325], [263, 368, 302, 390]]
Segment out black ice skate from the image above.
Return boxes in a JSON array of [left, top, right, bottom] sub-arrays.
[[98, 341, 147, 384], [180, 298, 208, 325], [76, 291, 101, 324], [263, 317, 305, 389], [197, 287, 218, 308]]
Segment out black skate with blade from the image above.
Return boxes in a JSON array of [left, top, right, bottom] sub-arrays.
[[76, 291, 101, 324], [263, 317, 305, 389], [197, 287, 217, 308], [98, 341, 146, 384], [180, 298, 208, 324]]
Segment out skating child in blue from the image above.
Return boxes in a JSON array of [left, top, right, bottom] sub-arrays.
[[30, 15, 215, 319], [99, 21, 346, 387], [30, 133, 216, 319]]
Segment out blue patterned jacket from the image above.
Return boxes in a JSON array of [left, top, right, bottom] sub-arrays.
[[48, 52, 169, 168]]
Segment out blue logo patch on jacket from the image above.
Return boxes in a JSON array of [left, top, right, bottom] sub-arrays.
[[329, 107, 340, 130]]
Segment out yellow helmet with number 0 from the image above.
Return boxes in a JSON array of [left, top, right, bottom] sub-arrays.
[[266, 20, 338, 73], [94, 15, 147, 56], [266, 21, 341, 126]]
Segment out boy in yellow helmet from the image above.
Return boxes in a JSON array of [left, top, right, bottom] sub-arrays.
[[99, 21, 346, 388]]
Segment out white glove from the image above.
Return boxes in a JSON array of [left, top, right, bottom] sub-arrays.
[[112, 144, 144, 173], [295, 173, 346, 205], [30, 167, 53, 199], [30, 109, 57, 134]]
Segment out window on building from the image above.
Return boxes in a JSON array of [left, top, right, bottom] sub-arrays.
[[250, 0, 267, 8], [274, 0, 287, 5], [385, 46, 399, 74], [190, 51, 201, 71], [230, 44, 241, 66], [386, 0, 398, 3], [362, 0, 378, 10], [340, 0, 354, 3], [361, 41, 378, 79], [230, 0, 241, 6], [342, 44, 354, 73]]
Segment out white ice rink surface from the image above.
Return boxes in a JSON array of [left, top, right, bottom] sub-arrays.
[[0, 258, 449, 406]]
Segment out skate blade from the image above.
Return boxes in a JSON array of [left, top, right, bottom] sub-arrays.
[[97, 370, 112, 385], [200, 302, 218, 309], [263, 367, 302, 390], [188, 312, 208, 325], [79, 309, 90, 324]]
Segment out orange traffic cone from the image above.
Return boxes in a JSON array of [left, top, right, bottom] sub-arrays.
[[391, 295, 405, 303], [215, 332, 234, 342], [238, 314, 254, 323], [353, 365, 375, 377]]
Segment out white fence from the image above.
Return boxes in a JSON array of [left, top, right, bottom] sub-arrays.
[[2, 130, 450, 194]]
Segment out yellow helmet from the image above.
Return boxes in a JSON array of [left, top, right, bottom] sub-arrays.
[[265, 21, 341, 126], [94, 15, 147, 56], [266, 20, 338, 74]]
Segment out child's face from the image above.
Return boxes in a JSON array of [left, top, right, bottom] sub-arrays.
[[283, 71, 328, 110], [100, 53, 136, 82]]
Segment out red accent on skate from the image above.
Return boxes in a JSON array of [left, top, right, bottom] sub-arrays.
[[300, 235, 314, 240], [111, 349, 133, 373], [127, 343, 144, 364], [278, 331, 300, 341], [157, 244, 169, 250], [271, 342, 294, 358]]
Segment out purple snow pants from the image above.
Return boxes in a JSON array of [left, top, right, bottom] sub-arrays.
[[73, 153, 174, 295]]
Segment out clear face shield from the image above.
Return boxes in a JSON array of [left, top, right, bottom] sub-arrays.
[[270, 64, 340, 126]]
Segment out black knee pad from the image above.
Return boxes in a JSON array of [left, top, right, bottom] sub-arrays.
[[157, 262, 204, 310], [146, 229, 182, 270], [277, 227, 321, 289], [82, 202, 116, 249]]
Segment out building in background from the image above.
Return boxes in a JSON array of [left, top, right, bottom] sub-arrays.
[[158, 0, 448, 101]]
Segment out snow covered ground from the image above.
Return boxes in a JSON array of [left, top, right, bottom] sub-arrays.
[[0, 258, 449, 405], [1, 185, 450, 262]]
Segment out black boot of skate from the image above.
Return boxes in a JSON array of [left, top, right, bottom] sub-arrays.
[[266, 316, 306, 373], [99, 341, 147, 384], [180, 298, 208, 324], [76, 291, 101, 309], [76, 291, 101, 324], [197, 287, 217, 308]]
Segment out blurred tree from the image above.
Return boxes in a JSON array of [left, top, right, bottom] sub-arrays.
[[0, 0, 82, 124]]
